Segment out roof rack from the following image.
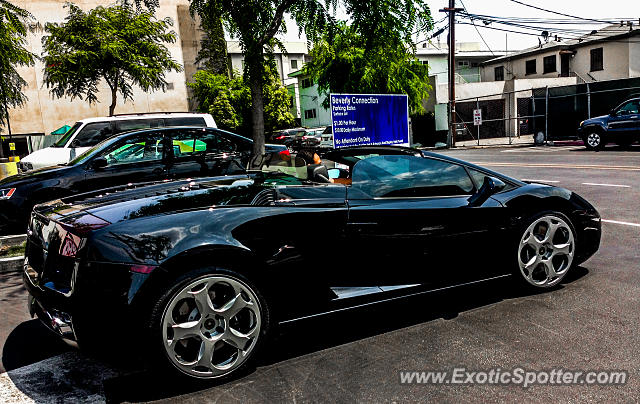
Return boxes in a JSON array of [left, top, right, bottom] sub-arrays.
[[111, 111, 195, 117]]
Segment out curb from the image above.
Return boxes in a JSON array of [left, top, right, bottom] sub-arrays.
[[421, 143, 535, 151], [0, 256, 23, 273], [0, 234, 26, 249]]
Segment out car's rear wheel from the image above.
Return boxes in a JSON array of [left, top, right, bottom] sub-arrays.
[[151, 269, 269, 380], [583, 131, 605, 151], [516, 213, 576, 288]]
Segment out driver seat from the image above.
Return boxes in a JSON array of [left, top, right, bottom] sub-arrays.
[[307, 164, 332, 183]]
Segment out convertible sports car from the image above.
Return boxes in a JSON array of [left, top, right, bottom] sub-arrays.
[[23, 146, 601, 381]]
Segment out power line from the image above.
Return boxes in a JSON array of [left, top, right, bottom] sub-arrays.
[[462, 13, 636, 38], [457, 22, 640, 44], [509, 0, 625, 24], [459, 0, 494, 56]]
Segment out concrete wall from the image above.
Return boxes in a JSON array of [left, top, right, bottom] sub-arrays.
[[482, 40, 633, 83], [6, 0, 194, 136], [481, 48, 564, 81], [628, 41, 640, 78], [571, 41, 629, 81]]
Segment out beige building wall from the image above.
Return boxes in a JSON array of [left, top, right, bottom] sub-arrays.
[[628, 41, 640, 78], [5, 0, 197, 136], [481, 39, 636, 83], [570, 41, 629, 81]]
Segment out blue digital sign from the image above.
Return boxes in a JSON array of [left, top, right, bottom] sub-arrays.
[[330, 94, 409, 148]]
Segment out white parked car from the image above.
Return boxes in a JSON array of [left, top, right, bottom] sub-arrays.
[[319, 127, 334, 149], [19, 113, 216, 172]]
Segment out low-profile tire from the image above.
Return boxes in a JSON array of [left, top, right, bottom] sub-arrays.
[[515, 211, 577, 289], [583, 130, 605, 151], [147, 268, 270, 381]]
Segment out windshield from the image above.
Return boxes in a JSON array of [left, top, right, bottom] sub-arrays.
[[258, 151, 309, 180], [66, 135, 124, 166], [52, 122, 82, 147]]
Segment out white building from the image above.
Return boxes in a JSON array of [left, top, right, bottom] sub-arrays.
[[480, 24, 640, 83]]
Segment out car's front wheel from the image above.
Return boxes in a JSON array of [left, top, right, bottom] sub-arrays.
[[150, 269, 269, 380], [583, 130, 605, 151], [516, 212, 576, 288]]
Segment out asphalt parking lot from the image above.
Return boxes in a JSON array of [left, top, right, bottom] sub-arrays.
[[1, 144, 639, 403]]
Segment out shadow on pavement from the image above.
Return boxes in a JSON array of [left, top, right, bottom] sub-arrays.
[[102, 267, 588, 403], [2, 320, 70, 372]]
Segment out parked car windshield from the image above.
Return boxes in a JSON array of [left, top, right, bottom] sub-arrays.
[[52, 122, 82, 147], [66, 135, 126, 166]]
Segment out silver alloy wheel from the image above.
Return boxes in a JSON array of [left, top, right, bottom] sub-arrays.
[[587, 132, 601, 148], [518, 215, 575, 287], [161, 275, 262, 378]]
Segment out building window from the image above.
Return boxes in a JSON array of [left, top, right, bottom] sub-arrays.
[[304, 109, 317, 119], [420, 60, 428, 66], [301, 78, 313, 88], [458, 60, 469, 67], [543, 55, 556, 74], [590, 47, 603, 71], [494, 66, 504, 81], [290, 59, 298, 70], [525, 59, 536, 75]]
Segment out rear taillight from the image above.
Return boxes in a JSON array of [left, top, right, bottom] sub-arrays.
[[130, 265, 156, 274], [0, 188, 16, 200], [275, 135, 286, 140]]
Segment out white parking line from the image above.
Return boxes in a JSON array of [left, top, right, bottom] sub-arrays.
[[582, 182, 631, 188], [521, 179, 560, 183], [601, 219, 640, 228]]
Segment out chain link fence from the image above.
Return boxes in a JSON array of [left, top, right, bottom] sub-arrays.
[[447, 77, 640, 147]]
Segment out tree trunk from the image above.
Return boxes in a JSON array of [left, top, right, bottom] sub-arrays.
[[245, 51, 265, 165], [109, 86, 117, 116]]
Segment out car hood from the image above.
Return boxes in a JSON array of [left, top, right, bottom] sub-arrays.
[[21, 147, 72, 168], [583, 114, 609, 125], [32, 175, 265, 230], [0, 164, 73, 187]]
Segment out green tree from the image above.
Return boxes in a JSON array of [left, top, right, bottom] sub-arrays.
[[0, 0, 36, 157], [197, 15, 229, 77], [190, 0, 336, 161], [188, 61, 294, 135], [304, 3, 432, 113], [41, 3, 183, 116], [189, 0, 431, 160]]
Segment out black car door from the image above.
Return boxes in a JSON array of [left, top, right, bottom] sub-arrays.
[[81, 131, 169, 192], [166, 128, 250, 179], [345, 155, 509, 291], [608, 100, 640, 136]]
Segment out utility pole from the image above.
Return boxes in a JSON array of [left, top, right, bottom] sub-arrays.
[[441, 0, 463, 148]]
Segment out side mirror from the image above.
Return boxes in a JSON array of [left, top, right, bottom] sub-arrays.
[[467, 176, 506, 207], [90, 156, 108, 170]]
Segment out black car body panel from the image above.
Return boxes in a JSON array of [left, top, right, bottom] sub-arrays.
[[23, 146, 601, 347]]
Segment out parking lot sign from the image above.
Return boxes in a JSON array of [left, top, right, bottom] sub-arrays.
[[473, 109, 482, 126], [330, 94, 409, 148]]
